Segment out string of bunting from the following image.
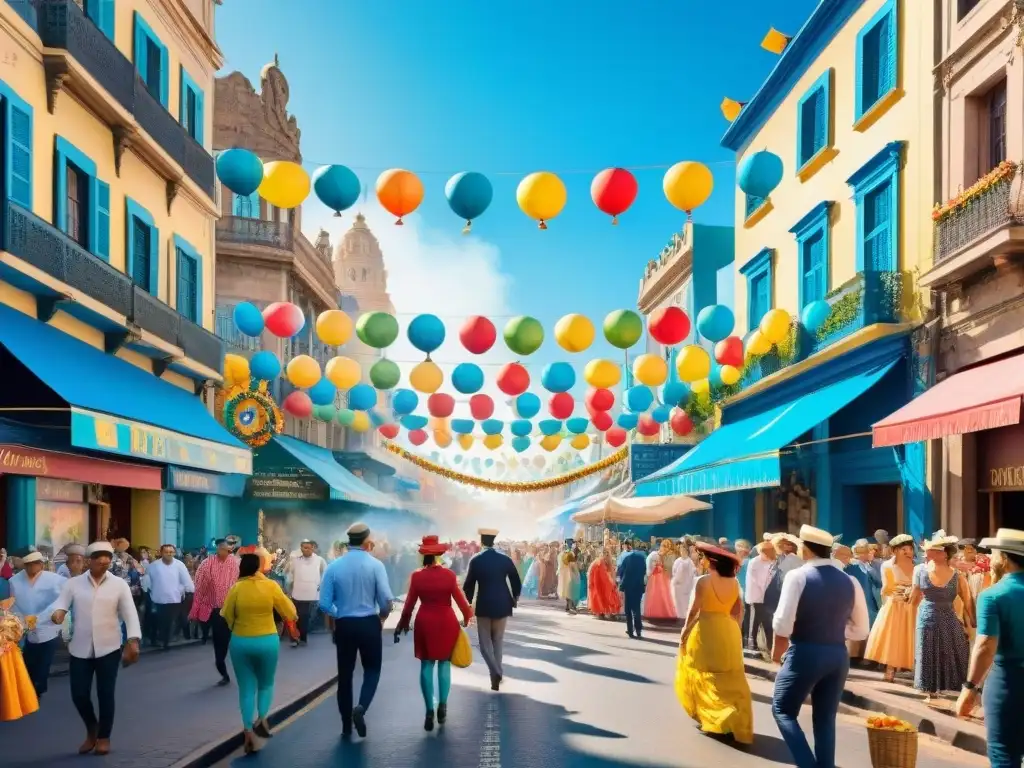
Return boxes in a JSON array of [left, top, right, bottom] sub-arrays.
[[382, 442, 629, 493]]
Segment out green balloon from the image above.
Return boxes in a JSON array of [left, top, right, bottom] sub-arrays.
[[603, 309, 643, 350], [337, 408, 356, 426], [503, 315, 544, 356], [356, 312, 399, 349], [369, 359, 401, 390], [314, 404, 337, 422]]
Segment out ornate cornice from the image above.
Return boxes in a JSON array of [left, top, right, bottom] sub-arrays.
[[938, 1, 1022, 90]]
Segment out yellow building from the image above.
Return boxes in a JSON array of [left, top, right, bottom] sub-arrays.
[[0, 0, 250, 556], [635, 0, 937, 545]]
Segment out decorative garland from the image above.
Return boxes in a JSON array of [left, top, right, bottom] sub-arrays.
[[382, 442, 629, 493], [223, 380, 284, 448]]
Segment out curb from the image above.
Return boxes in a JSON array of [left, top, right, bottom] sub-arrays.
[[743, 662, 987, 757], [49, 638, 202, 678]]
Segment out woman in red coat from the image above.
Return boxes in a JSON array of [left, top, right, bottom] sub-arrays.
[[396, 535, 474, 731]]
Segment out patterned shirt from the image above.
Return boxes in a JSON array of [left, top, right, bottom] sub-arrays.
[[189, 555, 240, 622]]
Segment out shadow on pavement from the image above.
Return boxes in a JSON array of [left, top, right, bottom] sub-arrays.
[[503, 633, 654, 685], [502, 664, 558, 684]]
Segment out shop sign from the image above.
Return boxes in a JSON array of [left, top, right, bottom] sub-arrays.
[[0, 444, 162, 489], [630, 444, 690, 481], [164, 467, 248, 498], [36, 478, 85, 503], [247, 468, 327, 501], [978, 422, 1024, 491]]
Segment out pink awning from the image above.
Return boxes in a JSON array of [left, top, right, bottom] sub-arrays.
[[872, 353, 1024, 447]]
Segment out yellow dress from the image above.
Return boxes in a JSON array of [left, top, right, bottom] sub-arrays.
[[864, 562, 916, 670], [675, 576, 753, 744], [0, 604, 39, 722]]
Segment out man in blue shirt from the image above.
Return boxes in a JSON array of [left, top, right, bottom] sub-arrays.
[[319, 522, 393, 739]]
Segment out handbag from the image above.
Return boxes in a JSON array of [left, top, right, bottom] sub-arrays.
[[450, 628, 473, 668]]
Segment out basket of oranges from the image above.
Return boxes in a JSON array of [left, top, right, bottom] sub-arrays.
[[865, 714, 918, 768]]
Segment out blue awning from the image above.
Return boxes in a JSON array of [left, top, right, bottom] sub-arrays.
[[636, 359, 898, 497], [395, 476, 421, 492], [0, 302, 251, 474], [273, 436, 402, 509]]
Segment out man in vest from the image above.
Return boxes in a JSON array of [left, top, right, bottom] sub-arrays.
[[288, 539, 326, 647], [770, 524, 870, 768]]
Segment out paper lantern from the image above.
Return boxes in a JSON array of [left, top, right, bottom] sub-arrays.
[[434, 430, 452, 448], [549, 392, 574, 419], [407, 314, 446, 354], [450, 419, 474, 434], [554, 314, 595, 353], [696, 304, 735, 343], [233, 302, 264, 337], [428, 393, 455, 418], [516, 171, 567, 229], [504, 316, 544, 355], [510, 419, 532, 437], [312, 164, 360, 216], [263, 302, 305, 338], [676, 345, 711, 383], [670, 409, 693, 436], [541, 362, 575, 393], [286, 355, 321, 388], [496, 362, 530, 396], [445, 171, 493, 232], [483, 434, 503, 451], [585, 387, 615, 413], [512, 436, 531, 453], [538, 419, 562, 436], [801, 300, 831, 333], [617, 412, 639, 430], [283, 391, 313, 419], [325, 356, 361, 390], [409, 429, 428, 446], [591, 411, 613, 431], [540, 434, 562, 452], [308, 378, 337, 407], [392, 388, 418, 416], [661, 381, 691, 408], [570, 433, 590, 450], [759, 308, 792, 345], [469, 394, 494, 420], [737, 150, 784, 199], [745, 330, 772, 356], [566, 417, 589, 434], [649, 306, 690, 346], [663, 161, 714, 213], [457, 434, 474, 450], [459, 316, 496, 354], [605, 426, 627, 447], [259, 161, 310, 209], [379, 423, 400, 440], [376, 169, 424, 224], [347, 383, 377, 411], [216, 148, 264, 196], [583, 359, 621, 389], [451, 363, 485, 394], [625, 386, 654, 413], [632, 354, 668, 387], [410, 360, 444, 393], [714, 336, 744, 368], [637, 414, 660, 437], [603, 309, 643, 349], [515, 392, 541, 419], [720, 364, 741, 386], [314, 310, 352, 346], [249, 350, 281, 382], [356, 312, 399, 349], [591, 168, 638, 224], [337, 409, 356, 426]]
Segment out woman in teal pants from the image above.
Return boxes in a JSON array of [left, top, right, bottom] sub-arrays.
[[221, 553, 298, 753]]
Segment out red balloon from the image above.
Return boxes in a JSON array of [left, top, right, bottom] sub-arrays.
[[378, 423, 400, 439], [670, 409, 694, 436], [591, 168, 638, 224], [263, 301, 306, 338], [408, 428, 428, 446], [496, 362, 530, 396], [549, 392, 574, 419], [459, 315, 496, 354], [282, 390, 313, 418], [469, 394, 494, 420], [714, 335, 744, 367], [648, 306, 691, 346], [585, 387, 615, 413], [605, 426, 627, 447], [591, 411, 613, 431], [637, 414, 660, 437], [428, 393, 455, 418]]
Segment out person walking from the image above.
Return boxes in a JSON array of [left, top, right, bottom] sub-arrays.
[[145, 545, 194, 650], [319, 523, 393, 738], [744, 541, 778, 651], [462, 528, 522, 691], [617, 540, 647, 640], [189, 538, 240, 685], [57, 544, 86, 578], [50, 542, 141, 756], [286, 539, 326, 648], [8, 551, 65, 696], [770, 526, 870, 768], [221, 552, 298, 753]]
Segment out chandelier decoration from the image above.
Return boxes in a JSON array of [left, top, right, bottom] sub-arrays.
[[222, 380, 284, 448]]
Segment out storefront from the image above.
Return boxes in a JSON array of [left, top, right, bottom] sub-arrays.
[[163, 466, 248, 551]]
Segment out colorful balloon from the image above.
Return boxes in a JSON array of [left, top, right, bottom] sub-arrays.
[[617, 412, 639, 430], [692, 379, 710, 396], [591, 411, 613, 431], [676, 345, 711, 383], [369, 359, 401, 390], [605, 426, 627, 447], [469, 394, 494, 420], [745, 330, 772, 356], [263, 302, 305, 338], [249, 350, 281, 382], [379, 423, 400, 440], [433, 431, 451, 448], [456, 434, 474, 451], [481, 419, 504, 436], [286, 354, 320, 388], [591, 167, 638, 224], [496, 362, 530, 396], [259, 161, 310, 209], [408, 429, 428, 446], [512, 436, 531, 453], [603, 309, 644, 350], [515, 392, 541, 419], [283, 390, 313, 419], [450, 363, 484, 395], [314, 310, 351, 346], [347, 383, 377, 411], [632, 354, 668, 387], [566, 417, 589, 434], [223, 353, 250, 387], [651, 404, 672, 424], [541, 362, 575, 393], [549, 393, 574, 419], [583, 359, 621, 389], [503, 316, 544, 356], [670, 409, 694, 436], [540, 434, 562, 452], [356, 312, 399, 349], [696, 304, 735, 343], [427, 393, 455, 418], [538, 419, 562, 436], [308, 378, 337, 407], [625, 386, 654, 412], [455, 317, 493, 356], [314, 404, 337, 422], [585, 387, 615, 413], [649, 306, 691, 346], [216, 148, 264, 196], [409, 360, 444, 393], [376, 169, 424, 225], [662, 381, 691, 408], [393, 389, 419, 415], [720, 364, 741, 386], [516, 171, 567, 229], [450, 419, 475, 435], [714, 336, 744, 368], [324, 356, 361, 390], [445, 172, 493, 232], [663, 161, 714, 213], [737, 150, 784, 199], [554, 314, 595, 353], [637, 414, 661, 437], [801, 299, 831, 333], [571, 433, 591, 450], [760, 308, 792, 345], [337, 408, 356, 427], [401, 414, 428, 431], [312, 164, 360, 215], [510, 419, 532, 437], [233, 302, 264, 337], [407, 314, 446, 354], [483, 434, 503, 451]]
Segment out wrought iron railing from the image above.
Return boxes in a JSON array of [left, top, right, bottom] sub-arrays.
[[214, 302, 263, 352], [933, 168, 1023, 264], [216, 217, 293, 250]]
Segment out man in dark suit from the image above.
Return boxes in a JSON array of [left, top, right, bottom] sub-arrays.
[[617, 540, 647, 639], [463, 528, 522, 690]]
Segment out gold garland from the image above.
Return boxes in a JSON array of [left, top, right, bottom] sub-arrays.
[[382, 442, 629, 492]]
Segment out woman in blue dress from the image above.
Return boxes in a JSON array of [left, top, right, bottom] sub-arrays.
[[521, 546, 540, 599]]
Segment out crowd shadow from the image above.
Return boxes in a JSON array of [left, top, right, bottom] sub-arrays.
[[502, 630, 654, 685]]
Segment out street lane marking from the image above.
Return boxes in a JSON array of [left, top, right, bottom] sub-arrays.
[[478, 698, 501, 768]]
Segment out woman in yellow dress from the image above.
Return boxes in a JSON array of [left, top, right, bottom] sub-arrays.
[[675, 542, 753, 745], [0, 597, 39, 721], [864, 534, 917, 680]]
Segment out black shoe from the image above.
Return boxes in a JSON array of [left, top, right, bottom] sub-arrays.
[[626, 631, 635, 638], [352, 705, 367, 737], [254, 719, 273, 739], [424, 711, 434, 731], [217, 676, 231, 686], [436, 703, 447, 724], [490, 674, 500, 691]]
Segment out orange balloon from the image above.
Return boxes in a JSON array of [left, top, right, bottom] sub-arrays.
[[376, 169, 424, 225]]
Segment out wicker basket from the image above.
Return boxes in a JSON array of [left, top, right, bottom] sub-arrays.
[[866, 726, 918, 768]]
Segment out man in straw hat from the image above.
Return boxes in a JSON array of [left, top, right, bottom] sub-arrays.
[[463, 528, 522, 691], [770, 525, 870, 768], [8, 550, 65, 696], [957, 528, 1024, 766], [319, 522, 394, 738]]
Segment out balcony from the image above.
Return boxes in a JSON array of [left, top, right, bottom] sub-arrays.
[[214, 302, 263, 353], [2, 201, 224, 375], [216, 217, 294, 251]]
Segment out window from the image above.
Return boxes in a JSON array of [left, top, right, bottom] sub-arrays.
[[126, 198, 159, 295], [232, 190, 258, 218], [744, 193, 766, 219], [65, 164, 86, 246], [0, 83, 33, 211], [174, 236, 202, 324], [863, 185, 892, 271], [132, 218, 151, 288], [847, 142, 902, 274], [83, 0, 115, 41], [796, 70, 832, 171], [179, 67, 205, 144], [54, 136, 110, 260], [856, 0, 897, 120], [988, 79, 1007, 166], [133, 13, 169, 108], [789, 202, 832, 309], [958, 0, 981, 20], [740, 248, 774, 332]]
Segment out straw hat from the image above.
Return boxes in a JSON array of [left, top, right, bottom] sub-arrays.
[[20, 551, 44, 564], [478, 528, 499, 537], [889, 534, 914, 547], [923, 529, 958, 550], [770, 532, 801, 549], [417, 535, 448, 556], [86, 541, 114, 557], [798, 524, 835, 549], [980, 528, 1024, 556]]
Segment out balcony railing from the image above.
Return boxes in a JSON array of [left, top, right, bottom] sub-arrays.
[[216, 217, 294, 250], [214, 302, 263, 353], [4, 201, 224, 374], [933, 169, 1023, 265]]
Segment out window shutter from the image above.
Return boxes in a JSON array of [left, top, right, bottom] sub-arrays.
[[95, 180, 110, 261], [149, 225, 161, 296], [813, 87, 827, 153], [159, 44, 169, 108], [98, 0, 115, 41], [178, 67, 187, 126], [8, 101, 32, 210], [194, 87, 204, 146], [799, 97, 815, 164], [882, 14, 896, 94], [133, 16, 148, 79], [806, 232, 825, 303], [176, 248, 192, 320]]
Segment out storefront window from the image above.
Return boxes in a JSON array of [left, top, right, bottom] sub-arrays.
[[34, 479, 88, 560]]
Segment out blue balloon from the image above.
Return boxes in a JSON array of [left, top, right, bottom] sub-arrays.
[[407, 314, 446, 354], [232, 302, 264, 337], [392, 388, 419, 415], [696, 304, 735, 343], [348, 384, 376, 411], [510, 419, 532, 437], [539, 419, 562, 436], [308, 378, 337, 406], [541, 362, 576, 393], [312, 165, 360, 214], [651, 404, 672, 424], [801, 299, 832, 333], [216, 148, 264, 196], [709, 364, 724, 389], [485, 458, 494, 468], [566, 417, 589, 434], [512, 436, 530, 453], [617, 412, 639, 430], [450, 419, 475, 435], [451, 362, 484, 394], [626, 386, 654, 412], [662, 381, 691, 408], [737, 150, 784, 199], [445, 172, 494, 224], [482, 419, 504, 436], [249, 350, 281, 381], [369, 409, 387, 427], [401, 414, 428, 430], [515, 392, 541, 419], [454, 455, 463, 465]]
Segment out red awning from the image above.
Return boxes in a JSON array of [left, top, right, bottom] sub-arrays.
[[872, 353, 1024, 447]]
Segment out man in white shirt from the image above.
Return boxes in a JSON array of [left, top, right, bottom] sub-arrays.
[[744, 542, 777, 651], [145, 544, 195, 650], [51, 541, 141, 757], [9, 550, 65, 695], [288, 539, 326, 647]]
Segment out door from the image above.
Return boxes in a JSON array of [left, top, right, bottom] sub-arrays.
[[162, 493, 182, 551]]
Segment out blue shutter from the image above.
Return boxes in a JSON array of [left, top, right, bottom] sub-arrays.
[[149, 223, 160, 296], [882, 14, 896, 94], [862, 28, 881, 108], [159, 43, 169, 108], [133, 15, 148, 80], [813, 86, 827, 154], [8, 100, 32, 211], [176, 249, 189, 320], [98, 0, 115, 41], [194, 87, 204, 145], [802, 232, 825, 304], [94, 180, 110, 261]]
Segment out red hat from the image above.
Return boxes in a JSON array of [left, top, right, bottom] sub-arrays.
[[418, 535, 448, 556], [695, 541, 741, 564]]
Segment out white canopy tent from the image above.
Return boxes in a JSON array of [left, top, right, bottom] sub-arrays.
[[571, 493, 711, 526]]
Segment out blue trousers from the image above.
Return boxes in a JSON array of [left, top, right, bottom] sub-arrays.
[[984, 662, 1024, 768], [23, 636, 59, 695], [772, 642, 849, 768], [229, 633, 280, 729], [623, 589, 643, 637]]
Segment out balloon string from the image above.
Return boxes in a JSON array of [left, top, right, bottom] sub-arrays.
[[333, 211, 341, 217], [396, 217, 404, 226], [538, 220, 548, 230], [462, 220, 472, 235], [300, 160, 738, 177], [611, 215, 619, 225]]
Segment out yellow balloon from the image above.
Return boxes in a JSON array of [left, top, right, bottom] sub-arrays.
[[760, 308, 792, 345], [457, 434, 474, 451], [554, 314, 595, 353], [224, 354, 250, 386], [632, 353, 668, 387], [258, 161, 310, 209], [540, 434, 562, 452], [745, 330, 772, 356], [516, 172, 567, 228], [483, 434, 503, 451], [434, 431, 452, 449], [409, 360, 444, 394], [676, 345, 711, 383], [584, 359, 621, 389], [350, 411, 370, 433], [315, 310, 353, 346], [286, 354, 321, 388], [720, 364, 741, 386], [324, 356, 361, 390], [663, 161, 714, 213], [570, 433, 590, 450], [429, 416, 449, 433], [692, 379, 710, 396]]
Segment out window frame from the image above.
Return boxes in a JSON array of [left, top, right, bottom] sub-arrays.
[[132, 12, 169, 108], [125, 197, 160, 295], [795, 69, 833, 172], [83, 0, 116, 41], [179, 66, 205, 146], [789, 201, 833, 311], [740, 248, 774, 333], [855, 0, 898, 122], [54, 136, 110, 260], [0, 81, 33, 213], [173, 234, 203, 325], [846, 141, 903, 273]]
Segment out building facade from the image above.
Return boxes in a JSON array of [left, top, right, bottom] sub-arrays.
[[0, 0, 251, 555]]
